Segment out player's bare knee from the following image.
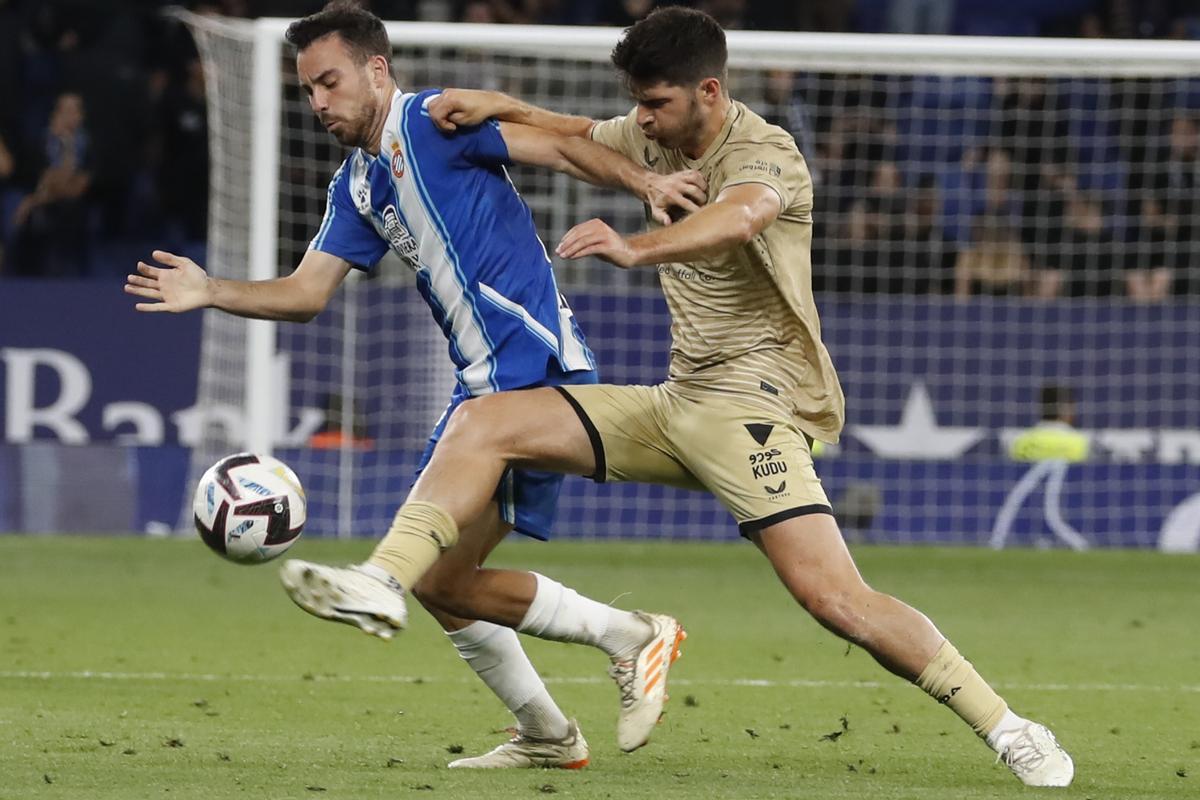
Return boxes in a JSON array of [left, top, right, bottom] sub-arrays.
[[409, 572, 439, 608], [412, 579, 461, 616], [802, 586, 872, 643], [413, 568, 462, 611], [413, 568, 483, 619], [411, 581, 447, 616]]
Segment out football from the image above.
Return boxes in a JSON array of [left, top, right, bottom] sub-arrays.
[[193, 453, 306, 564]]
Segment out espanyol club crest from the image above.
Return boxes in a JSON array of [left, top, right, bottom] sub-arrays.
[[390, 142, 405, 179]]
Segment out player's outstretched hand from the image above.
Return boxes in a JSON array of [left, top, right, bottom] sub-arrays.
[[125, 250, 213, 313], [556, 219, 637, 269], [428, 89, 506, 132], [645, 169, 707, 227]]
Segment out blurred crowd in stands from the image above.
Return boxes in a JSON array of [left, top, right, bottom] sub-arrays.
[[789, 74, 1200, 299], [2, 0, 1200, 301]]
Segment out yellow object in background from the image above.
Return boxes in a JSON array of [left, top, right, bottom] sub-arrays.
[[1008, 423, 1089, 463]]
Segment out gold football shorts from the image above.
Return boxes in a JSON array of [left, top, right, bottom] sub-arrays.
[[554, 382, 832, 535]]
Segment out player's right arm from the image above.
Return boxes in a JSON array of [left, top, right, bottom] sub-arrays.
[[428, 89, 595, 139], [127, 156, 377, 321], [555, 183, 782, 268], [125, 248, 351, 322]]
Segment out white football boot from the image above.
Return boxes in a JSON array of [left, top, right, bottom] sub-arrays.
[[278, 560, 407, 639], [448, 720, 589, 769], [609, 611, 687, 752], [995, 721, 1075, 787]]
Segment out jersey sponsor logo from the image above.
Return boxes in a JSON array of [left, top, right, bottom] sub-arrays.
[[389, 142, 405, 179], [381, 205, 419, 269], [657, 264, 716, 283], [749, 447, 787, 479], [764, 481, 787, 496], [748, 448, 782, 465], [752, 459, 788, 479], [739, 159, 782, 178]]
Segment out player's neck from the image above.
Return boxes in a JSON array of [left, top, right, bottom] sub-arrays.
[[362, 83, 397, 156], [682, 96, 733, 161]]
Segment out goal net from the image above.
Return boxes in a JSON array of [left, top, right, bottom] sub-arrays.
[[181, 14, 1200, 549]]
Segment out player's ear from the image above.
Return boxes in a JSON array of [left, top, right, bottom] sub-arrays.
[[698, 77, 722, 105], [369, 54, 390, 87]]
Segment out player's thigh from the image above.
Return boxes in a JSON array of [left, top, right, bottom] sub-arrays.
[[668, 396, 832, 534], [441, 386, 598, 476], [556, 383, 703, 489], [745, 513, 868, 607]]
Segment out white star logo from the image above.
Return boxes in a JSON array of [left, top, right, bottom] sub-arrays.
[[851, 383, 986, 460]]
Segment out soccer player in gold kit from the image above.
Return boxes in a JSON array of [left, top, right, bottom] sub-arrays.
[[282, 7, 1074, 786]]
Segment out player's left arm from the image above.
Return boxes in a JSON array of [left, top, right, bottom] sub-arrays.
[[497, 121, 706, 227], [429, 89, 596, 139], [555, 182, 782, 268]]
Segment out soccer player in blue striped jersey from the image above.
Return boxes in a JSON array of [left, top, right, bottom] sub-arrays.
[[125, 2, 704, 769]]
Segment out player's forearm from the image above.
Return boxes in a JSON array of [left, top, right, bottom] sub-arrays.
[[626, 202, 757, 266], [209, 275, 324, 323], [490, 93, 594, 138], [552, 135, 652, 202]]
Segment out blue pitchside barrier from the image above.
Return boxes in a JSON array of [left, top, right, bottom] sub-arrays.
[[2, 280, 1198, 550]]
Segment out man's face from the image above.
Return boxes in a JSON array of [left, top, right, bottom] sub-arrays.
[[297, 34, 378, 148], [630, 81, 705, 151], [52, 93, 84, 135]]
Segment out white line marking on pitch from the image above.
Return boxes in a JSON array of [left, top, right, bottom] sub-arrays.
[[1, 670, 1196, 694]]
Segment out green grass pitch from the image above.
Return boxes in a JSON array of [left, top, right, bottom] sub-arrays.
[[1, 536, 1197, 799]]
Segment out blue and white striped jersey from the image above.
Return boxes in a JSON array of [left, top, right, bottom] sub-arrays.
[[310, 88, 595, 396]]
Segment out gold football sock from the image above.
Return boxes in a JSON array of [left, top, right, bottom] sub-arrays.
[[916, 640, 1008, 738], [366, 501, 459, 592]]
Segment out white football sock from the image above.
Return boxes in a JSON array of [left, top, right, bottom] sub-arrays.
[[356, 562, 402, 592], [517, 572, 652, 661], [446, 620, 569, 740], [985, 708, 1029, 751]]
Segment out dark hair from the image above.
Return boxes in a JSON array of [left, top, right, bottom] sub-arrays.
[[611, 6, 728, 89], [285, 1, 392, 65], [1040, 385, 1074, 421]]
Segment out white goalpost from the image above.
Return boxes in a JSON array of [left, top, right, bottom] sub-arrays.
[[179, 12, 1200, 548]]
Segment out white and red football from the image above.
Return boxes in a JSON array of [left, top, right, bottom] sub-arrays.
[[193, 453, 306, 564]]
